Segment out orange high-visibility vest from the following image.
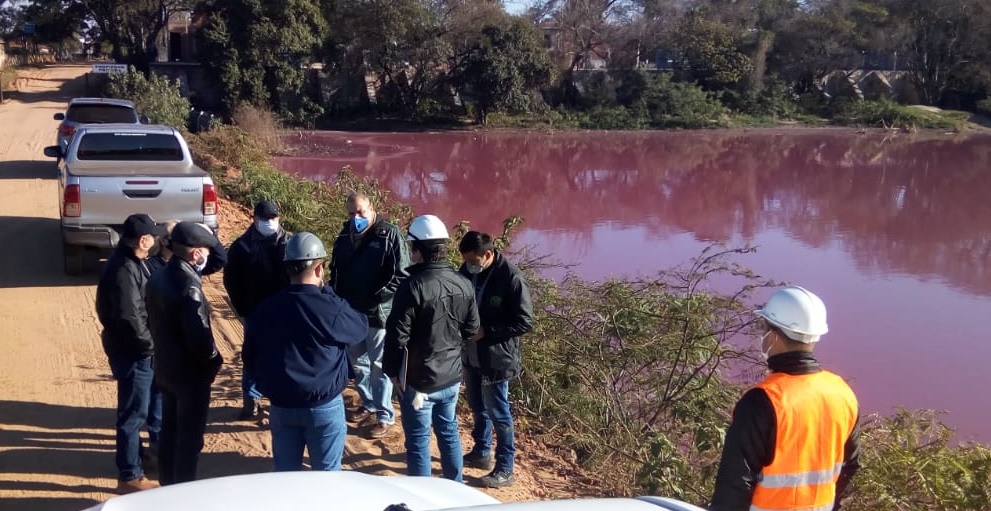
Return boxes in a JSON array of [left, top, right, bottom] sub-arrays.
[[750, 370, 858, 511]]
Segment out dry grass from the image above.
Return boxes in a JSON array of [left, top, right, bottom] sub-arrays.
[[231, 103, 287, 154]]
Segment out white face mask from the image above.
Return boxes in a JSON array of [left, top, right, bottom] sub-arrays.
[[758, 331, 775, 362], [256, 218, 279, 237], [193, 249, 209, 274]]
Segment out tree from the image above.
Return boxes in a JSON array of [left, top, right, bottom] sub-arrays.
[[882, 0, 991, 105], [324, 0, 455, 119], [21, 0, 88, 47], [80, 0, 192, 71], [540, 0, 635, 71], [668, 11, 752, 91], [197, 0, 327, 122], [450, 17, 554, 124]]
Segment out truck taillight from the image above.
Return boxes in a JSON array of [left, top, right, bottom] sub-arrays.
[[63, 184, 81, 217], [59, 124, 76, 137], [203, 183, 217, 215]]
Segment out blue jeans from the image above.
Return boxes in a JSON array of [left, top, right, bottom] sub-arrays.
[[347, 328, 394, 424], [464, 365, 515, 473], [109, 355, 159, 481], [269, 395, 347, 471], [158, 380, 211, 486], [240, 319, 261, 403], [400, 382, 462, 481]]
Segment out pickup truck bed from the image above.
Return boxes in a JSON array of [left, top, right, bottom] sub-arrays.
[[45, 123, 219, 275]]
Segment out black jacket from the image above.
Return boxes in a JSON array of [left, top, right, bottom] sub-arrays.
[[329, 218, 410, 328], [458, 251, 534, 382], [244, 284, 368, 408], [383, 261, 480, 393], [146, 256, 223, 387], [223, 225, 290, 318], [95, 244, 154, 360], [709, 351, 861, 511]]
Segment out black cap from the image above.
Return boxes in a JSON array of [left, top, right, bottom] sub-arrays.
[[170, 222, 217, 248], [121, 214, 167, 239], [254, 200, 279, 219]]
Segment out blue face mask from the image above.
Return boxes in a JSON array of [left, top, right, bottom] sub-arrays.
[[353, 216, 369, 232]]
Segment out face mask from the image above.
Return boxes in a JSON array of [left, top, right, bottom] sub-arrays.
[[466, 263, 484, 274], [193, 250, 209, 274], [256, 218, 279, 237], [758, 331, 774, 362], [353, 215, 369, 232]]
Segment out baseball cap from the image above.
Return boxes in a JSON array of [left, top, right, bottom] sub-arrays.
[[121, 214, 167, 239], [254, 200, 279, 219], [170, 222, 217, 248]]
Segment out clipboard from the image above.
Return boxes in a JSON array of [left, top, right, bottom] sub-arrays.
[[397, 346, 409, 393]]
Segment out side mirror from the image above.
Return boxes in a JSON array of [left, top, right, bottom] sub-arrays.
[[54, 113, 65, 121], [43, 146, 63, 158], [139, 115, 150, 124]]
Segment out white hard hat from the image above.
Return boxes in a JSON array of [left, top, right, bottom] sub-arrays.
[[407, 214, 449, 241], [755, 285, 828, 343]]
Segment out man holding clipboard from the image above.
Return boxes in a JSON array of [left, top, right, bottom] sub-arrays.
[[384, 215, 480, 482]]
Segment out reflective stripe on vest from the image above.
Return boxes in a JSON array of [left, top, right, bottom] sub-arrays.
[[751, 503, 835, 511], [758, 462, 843, 488], [749, 370, 858, 511]]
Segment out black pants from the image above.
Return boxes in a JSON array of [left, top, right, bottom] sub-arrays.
[[158, 381, 211, 485]]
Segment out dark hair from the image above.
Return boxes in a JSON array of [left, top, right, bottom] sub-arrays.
[[412, 240, 447, 263], [287, 258, 325, 278], [458, 231, 494, 254]]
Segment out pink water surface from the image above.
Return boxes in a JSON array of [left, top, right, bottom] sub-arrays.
[[275, 129, 991, 443]]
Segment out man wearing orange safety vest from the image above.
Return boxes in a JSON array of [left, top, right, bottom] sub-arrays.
[[710, 285, 861, 511]]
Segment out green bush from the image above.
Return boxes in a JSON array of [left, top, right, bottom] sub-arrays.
[[976, 98, 991, 117], [640, 74, 726, 129], [833, 99, 967, 130], [105, 67, 191, 130], [577, 105, 642, 130]]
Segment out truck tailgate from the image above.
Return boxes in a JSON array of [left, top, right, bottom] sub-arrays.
[[73, 176, 209, 226]]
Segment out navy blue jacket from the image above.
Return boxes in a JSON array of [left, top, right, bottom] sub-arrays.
[[243, 284, 368, 408]]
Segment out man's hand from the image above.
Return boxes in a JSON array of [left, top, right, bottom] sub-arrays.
[[469, 327, 486, 342]]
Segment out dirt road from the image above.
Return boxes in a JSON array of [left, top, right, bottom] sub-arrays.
[[0, 65, 556, 511]]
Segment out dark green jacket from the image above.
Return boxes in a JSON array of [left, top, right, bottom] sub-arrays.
[[329, 217, 410, 328]]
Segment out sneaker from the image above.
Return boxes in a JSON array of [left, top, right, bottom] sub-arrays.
[[463, 451, 495, 471], [117, 476, 159, 494], [479, 470, 514, 488], [369, 422, 392, 439], [348, 407, 373, 424]]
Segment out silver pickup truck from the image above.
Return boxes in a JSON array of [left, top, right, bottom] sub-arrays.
[[44, 124, 219, 275]]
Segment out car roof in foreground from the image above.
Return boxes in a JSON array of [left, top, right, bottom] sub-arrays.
[[75, 124, 177, 135], [79, 472, 708, 511], [68, 97, 136, 108]]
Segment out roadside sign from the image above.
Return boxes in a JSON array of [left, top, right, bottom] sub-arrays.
[[22, 23, 35, 35], [91, 63, 128, 74]]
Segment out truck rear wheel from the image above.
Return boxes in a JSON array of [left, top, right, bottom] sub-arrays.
[[64, 243, 85, 275]]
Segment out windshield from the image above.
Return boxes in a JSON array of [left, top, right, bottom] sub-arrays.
[[76, 132, 184, 161], [66, 104, 138, 124]]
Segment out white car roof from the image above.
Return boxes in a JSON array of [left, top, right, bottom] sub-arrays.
[[80, 472, 707, 511]]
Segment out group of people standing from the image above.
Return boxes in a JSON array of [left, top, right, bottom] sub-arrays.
[[94, 191, 860, 511], [94, 193, 533, 494]]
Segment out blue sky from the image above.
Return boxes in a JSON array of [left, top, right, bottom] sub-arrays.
[[504, 0, 528, 15]]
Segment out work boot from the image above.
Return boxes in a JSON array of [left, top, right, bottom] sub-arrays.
[[369, 422, 392, 439], [479, 470, 515, 488], [238, 398, 258, 420], [463, 450, 494, 471], [117, 476, 159, 494], [347, 407, 373, 424]]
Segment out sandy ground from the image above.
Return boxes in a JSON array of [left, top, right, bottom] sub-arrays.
[[0, 65, 579, 511]]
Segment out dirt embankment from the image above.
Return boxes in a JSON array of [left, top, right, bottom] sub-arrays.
[[0, 65, 594, 511]]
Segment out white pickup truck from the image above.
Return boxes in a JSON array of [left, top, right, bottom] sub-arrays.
[[43, 124, 219, 275]]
